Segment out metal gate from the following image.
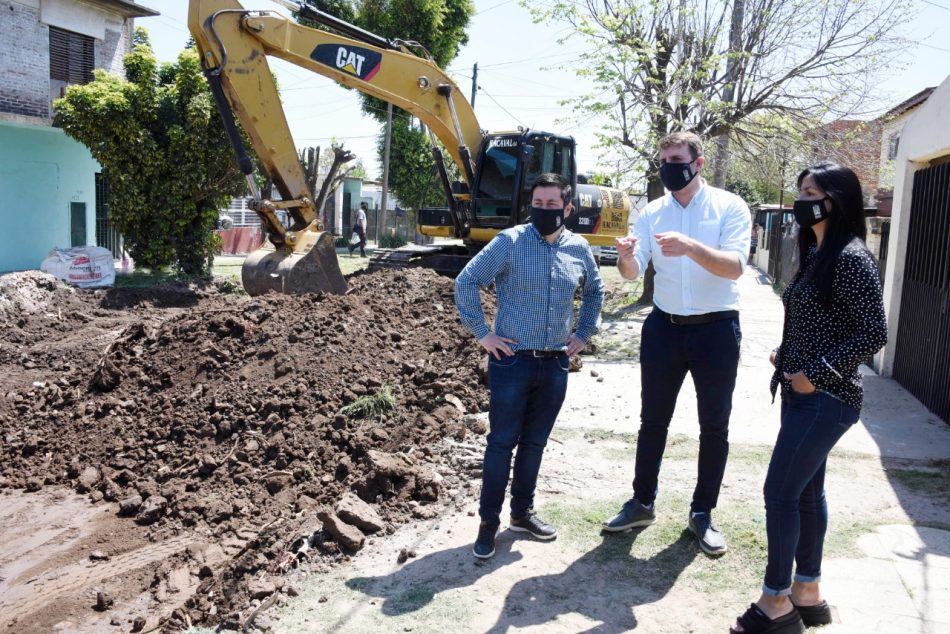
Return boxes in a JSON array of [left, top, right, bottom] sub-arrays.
[[95, 173, 122, 257], [768, 212, 782, 281], [893, 161, 950, 424]]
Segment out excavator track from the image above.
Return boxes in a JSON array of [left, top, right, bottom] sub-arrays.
[[368, 244, 472, 277]]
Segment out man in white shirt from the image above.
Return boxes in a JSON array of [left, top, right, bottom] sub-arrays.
[[603, 132, 751, 557], [349, 202, 368, 257]]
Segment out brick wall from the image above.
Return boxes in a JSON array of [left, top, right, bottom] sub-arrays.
[[807, 119, 883, 204], [0, 0, 51, 119], [97, 19, 131, 76], [1, 1, 135, 121]]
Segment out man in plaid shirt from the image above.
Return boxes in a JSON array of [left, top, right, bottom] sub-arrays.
[[455, 172, 604, 559]]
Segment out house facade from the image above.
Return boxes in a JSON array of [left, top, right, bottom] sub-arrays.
[[876, 75, 950, 424], [874, 87, 935, 217], [0, 0, 156, 272]]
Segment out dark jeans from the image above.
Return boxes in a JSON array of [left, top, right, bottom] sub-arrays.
[[479, 353, 569, 524], [350, 225, 367, 255], [762, 391, 859, 595], [632, 310, 741, 514]]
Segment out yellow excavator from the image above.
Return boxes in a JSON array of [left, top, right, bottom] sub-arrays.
[[188, 0, 632, 295]]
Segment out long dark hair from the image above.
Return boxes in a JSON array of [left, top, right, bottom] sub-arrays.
[[795, 163, 868, 303]]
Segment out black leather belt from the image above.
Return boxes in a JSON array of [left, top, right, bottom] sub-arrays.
[[654, 307, 738, 326], [515, 349, 565, 358]]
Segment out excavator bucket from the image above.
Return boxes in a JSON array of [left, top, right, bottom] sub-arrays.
[[241, 228, 347, 296]]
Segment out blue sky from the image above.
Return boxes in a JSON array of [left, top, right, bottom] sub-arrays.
[[137, 0, 950, 181]]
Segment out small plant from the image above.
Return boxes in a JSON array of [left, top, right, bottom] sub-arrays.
[[379, 234, 408, 249], [338, 385, 397, 419], [334, 236, 350, 248]]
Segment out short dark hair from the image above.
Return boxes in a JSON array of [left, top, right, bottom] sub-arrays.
[[360, 201, 368, 209], [659, 131, 704, 161], [531, 172, 572, 204]]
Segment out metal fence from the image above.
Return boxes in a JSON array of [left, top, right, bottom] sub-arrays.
[[892, 161, 950, 424]]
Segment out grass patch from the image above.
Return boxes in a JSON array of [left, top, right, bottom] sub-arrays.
[[114, 269, 182, 287], [599, 268, 646, 323], [590, 332, 641, 360], [338, 385, 397, 419], [553, 427, 775, 468], [537, 493, 769, 594], [889, 459, 950, 496], [823, 517, 883, 559]]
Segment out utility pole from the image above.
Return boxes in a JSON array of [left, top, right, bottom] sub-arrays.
[[379, 102, 393, 243], [470, 62, 478, 106]]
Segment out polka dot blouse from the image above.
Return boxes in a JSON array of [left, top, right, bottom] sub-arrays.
[[769, 237, 888, 412]]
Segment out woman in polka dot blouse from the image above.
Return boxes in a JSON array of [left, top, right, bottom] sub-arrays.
[[731, 163, 887, 634]]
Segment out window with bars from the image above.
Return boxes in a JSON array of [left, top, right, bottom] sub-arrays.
[[49, 26, 95, 114]]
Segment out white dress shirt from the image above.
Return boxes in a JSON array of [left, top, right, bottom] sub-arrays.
[[633, 183, 751, 315]]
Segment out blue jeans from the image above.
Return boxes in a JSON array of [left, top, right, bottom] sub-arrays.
[[479, 353, 570, 524], [633, 310, 741, 514], [762, 391, 860, 596]]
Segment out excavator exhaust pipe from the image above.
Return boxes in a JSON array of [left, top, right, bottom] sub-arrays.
[[242, 229, 347, 296]]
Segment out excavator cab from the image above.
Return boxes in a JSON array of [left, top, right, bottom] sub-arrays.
[[470, 131, 576, 228]]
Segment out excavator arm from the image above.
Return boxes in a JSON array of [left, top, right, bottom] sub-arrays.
[[188, 0, 483, 296]]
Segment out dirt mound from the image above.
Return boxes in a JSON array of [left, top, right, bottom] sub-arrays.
[[0, 268, 492, 631], [0, 270, 81, 322]]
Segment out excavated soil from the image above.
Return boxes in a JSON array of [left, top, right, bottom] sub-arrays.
[[0, 268, 492, 632]]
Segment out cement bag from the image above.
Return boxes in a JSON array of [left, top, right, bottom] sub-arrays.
[[41, 246, 116, 288]]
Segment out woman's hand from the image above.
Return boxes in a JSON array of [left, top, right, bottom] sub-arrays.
[[769, 349, 778, 367], [784, 371, 817, 394]]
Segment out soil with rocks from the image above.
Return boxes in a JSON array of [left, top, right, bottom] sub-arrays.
[[0, 268, 493, 632]]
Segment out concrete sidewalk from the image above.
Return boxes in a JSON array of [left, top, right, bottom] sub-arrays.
[[565, 265, 950, 633]]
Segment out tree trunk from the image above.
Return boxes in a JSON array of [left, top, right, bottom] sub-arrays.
[[314, 146, 355, 231], [712, 0, 745, 188], [713, 134, 731, 188], [637, 174, 667, 306]]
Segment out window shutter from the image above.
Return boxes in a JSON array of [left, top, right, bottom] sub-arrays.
[[49, 26, 95, 86]]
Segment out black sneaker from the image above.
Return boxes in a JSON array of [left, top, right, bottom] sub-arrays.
[[472, 521, 499, 559], [688, 512, 728, 556], [603, 499, 656, 532], [509, 512, 557, 540]]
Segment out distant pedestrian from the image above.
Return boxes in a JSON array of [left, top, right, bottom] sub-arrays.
[[349, 202, 368, 257], [750, 222, 761, 263], [730, 163, 887, 634], [455, 172, 604, 560], [604, 131, 751, 557]]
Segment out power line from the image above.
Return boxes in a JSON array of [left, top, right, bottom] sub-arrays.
[[917, 41, 950, 53], [477, 85, 525, 127], [919, 0, 950, 12], [474, 0, 517, 16]]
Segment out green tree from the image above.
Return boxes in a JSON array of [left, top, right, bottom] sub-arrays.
[[54, 30, 244, 275], [531, 0, 909, 195], [300, 0, 474, 209]]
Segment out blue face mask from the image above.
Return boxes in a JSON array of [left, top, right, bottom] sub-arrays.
[[659, 161, 698, 192], [530, 206, 564, 236]]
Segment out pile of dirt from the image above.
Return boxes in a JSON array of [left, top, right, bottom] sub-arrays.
[[0, 268, 492, 631]]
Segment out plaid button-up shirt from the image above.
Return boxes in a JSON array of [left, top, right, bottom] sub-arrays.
[[455, 223, 604, 351]]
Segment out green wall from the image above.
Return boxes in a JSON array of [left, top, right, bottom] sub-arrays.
[[0, 121, 100, 272]]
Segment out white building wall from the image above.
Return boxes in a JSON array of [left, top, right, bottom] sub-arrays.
[[878, 74, 950, 376]]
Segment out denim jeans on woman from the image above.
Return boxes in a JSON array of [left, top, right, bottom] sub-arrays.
[[762, 390, 860, 595], [479, 353, 569, 524]]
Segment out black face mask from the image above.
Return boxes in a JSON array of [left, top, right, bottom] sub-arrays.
[[793, 197, 830, 228], [530, 206, 565, 236], [659, 161, 698, 192]]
